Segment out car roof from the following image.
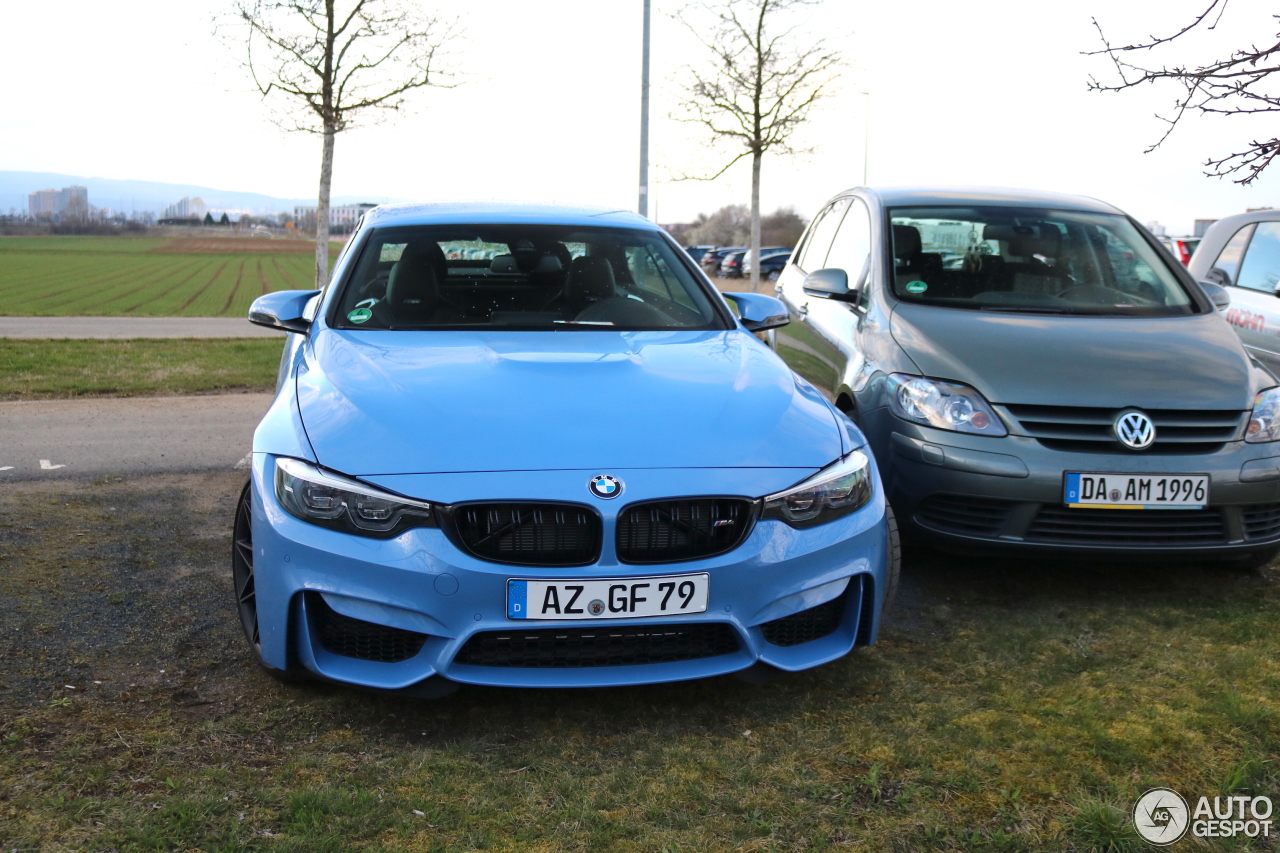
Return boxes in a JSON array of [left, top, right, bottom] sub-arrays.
[[362, 201, 658, 230], [838, 186, 1124, 215]]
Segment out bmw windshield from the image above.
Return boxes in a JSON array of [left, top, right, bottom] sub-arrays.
[[888, 207, 1197, 317], [332, 225, 729, 331]]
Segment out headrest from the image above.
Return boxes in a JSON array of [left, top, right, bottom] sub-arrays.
[[386, 247, 441, 317], [893, 225, 922, 259], [532, 254, 563, 272], [566, 256, 616, 305], [490, 254, 519, 274]]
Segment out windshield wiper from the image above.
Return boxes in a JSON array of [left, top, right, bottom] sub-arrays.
[[979, 305, 1077, 315]]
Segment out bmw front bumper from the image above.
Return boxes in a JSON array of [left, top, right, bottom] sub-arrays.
[[248, 455, 890, 690]]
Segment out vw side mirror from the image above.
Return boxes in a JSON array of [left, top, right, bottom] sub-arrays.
[[1197, 281, 1230, 311], [802, 268, 860, 304], [722, 292, 790, 332], [248, 289, 322, 334]]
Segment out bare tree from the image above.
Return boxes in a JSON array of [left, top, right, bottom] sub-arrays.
[[222, 0, 457, 288], [1088, 1, 1280, 185], [672, 0, 839, 290]]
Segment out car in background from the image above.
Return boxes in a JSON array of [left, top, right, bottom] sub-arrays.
[[742, 248, 794, 280], [771, 186, 1280, 571], [1158, 235, 1201, 266], [701, 246, 745, 276], [757, 251, 793, 282], [685, 245, 715, 263], [235, 202, 897, 694], [723, 247, 789, 279], [1188, 209, 1280, 375]]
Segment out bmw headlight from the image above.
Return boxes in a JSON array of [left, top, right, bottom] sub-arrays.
[[1246, 387, 1280, 443], [887, 374, 1007, 436], [762, 451, 873, 528], [274, 457, 435, 537]]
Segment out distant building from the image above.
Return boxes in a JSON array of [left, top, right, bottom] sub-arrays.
[[293, 202, 377, 233], [161, 197, 207, 220], [1194, 219, 1219, 238], [28, 185, 89, 219]]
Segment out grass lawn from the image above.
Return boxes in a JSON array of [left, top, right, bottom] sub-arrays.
[[0, 235, 339, 318], [0, 338, 282, 400], [1, 474, 1278, 851]]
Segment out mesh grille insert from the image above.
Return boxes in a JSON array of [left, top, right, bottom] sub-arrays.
[[1027, 506, 1227, 547], [310, 594, 429, 663], [760, 588, 848, 647], [616, 498, 754, 564], [455, 623, 739, 668], [1242, 504, 1280, 541], [451, 503, 601, 566], [915, 494, 1013, 538]]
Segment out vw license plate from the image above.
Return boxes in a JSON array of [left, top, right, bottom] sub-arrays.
[[507, 574, 709, 620], [1064, 472, 1209, 509]]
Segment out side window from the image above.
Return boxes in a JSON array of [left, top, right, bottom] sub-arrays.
[[797, 198, 850, 271], [824, 199, 872, 288], [1233, 224, 1280, 293], [1212, 225, 1255, 286]]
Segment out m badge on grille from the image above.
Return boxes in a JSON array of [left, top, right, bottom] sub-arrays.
[[1115, 410, 1156, 450]]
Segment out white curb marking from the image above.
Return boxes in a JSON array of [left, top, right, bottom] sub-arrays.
[[234, 453, 252, 470], [40, 460, 66, 470]]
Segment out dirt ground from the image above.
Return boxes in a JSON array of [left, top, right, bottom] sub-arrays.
[[151, 238, 321, 255]]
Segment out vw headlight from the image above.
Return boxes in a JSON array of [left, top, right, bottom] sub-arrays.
[[762, 451, 873, 528], [1246, 387, 1280, 443], [887, 374, 1007, 436], [274, 457, 435, 537]]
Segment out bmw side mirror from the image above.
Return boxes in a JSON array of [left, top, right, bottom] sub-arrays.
[[722, 292, 790, 332], [248, 289, 322, 334], [1197, 281, 1231, 311], [802, 268, 861, 305]]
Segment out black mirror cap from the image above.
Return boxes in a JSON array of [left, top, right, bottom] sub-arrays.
[[741, 313, 790, 332], [248, 310, 312, 334], [1198, 280, 1231, 311], [248, 289, 322, 334]]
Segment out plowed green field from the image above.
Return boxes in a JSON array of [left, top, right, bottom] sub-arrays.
[[0, 235, 338, 317]]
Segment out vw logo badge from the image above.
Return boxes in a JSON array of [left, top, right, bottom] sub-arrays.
[[588, 474, 622, 500], [1115, 410, 1156, 450]]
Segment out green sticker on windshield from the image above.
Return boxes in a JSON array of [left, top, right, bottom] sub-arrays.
[[347, 307, 372, 324], [905, 280, 928, 294]]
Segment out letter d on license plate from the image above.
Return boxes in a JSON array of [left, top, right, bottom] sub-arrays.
[[507, 574, 709, 620]]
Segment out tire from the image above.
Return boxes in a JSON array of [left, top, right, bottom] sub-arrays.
[[767, 269, 781, 282], [232, 481, 305, 681], [882, 502, 902, 614]]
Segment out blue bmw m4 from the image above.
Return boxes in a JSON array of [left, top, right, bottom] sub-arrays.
[[234, 202, 897, 693]]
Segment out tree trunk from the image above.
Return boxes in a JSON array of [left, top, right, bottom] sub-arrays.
[[750, 150, 762, 292], [314, 128, 335, 289]]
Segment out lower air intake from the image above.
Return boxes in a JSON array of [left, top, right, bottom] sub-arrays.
[[760, 590, 847, 647], [455, 623, 740, 668], [310, 594, 429, 663]]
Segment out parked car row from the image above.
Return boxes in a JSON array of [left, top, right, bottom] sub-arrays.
[[690, 245, 795, 279], [236, 188, 1280, 696]]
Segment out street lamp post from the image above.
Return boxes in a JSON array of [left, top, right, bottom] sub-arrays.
[[858, 91, 870, 186], [638, 0, 652, 218]]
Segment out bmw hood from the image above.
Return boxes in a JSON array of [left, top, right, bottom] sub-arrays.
[[889, 304, 1260, 410], [294, 329, 843, 475]]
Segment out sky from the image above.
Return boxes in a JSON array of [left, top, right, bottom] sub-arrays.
[[2, 0, 1277, 234]]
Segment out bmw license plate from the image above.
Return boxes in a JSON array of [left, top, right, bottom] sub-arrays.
[[507, 574, 709, 620], [1064, 472, 1209, 509]]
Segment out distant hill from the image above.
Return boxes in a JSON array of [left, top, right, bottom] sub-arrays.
[[0, 171, 404, 216]]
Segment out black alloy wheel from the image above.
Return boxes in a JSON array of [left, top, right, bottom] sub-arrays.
[[232, 481, 301, 679]]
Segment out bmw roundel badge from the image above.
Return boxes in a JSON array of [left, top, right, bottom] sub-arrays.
[[588, 474, 623, 499]]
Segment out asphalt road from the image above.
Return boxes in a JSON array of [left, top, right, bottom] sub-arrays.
[[0, 393, 274, 480], [0, 317, 284, 338]]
